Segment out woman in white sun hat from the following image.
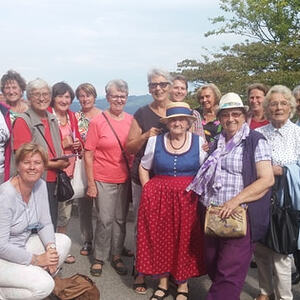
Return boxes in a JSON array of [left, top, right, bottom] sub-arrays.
[[188, 92, 274, 300]]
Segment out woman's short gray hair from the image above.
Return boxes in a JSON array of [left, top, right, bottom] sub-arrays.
[[105, 79, 128, 95], [26, 78, 51, 98], [263, 85, 296, 119], [147, 68, 172, 84], [293, 85, 300, 99]]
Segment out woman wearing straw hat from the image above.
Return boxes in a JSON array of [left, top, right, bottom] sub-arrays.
[[188, 93, 274, 300], [136, 102, 207, 300]]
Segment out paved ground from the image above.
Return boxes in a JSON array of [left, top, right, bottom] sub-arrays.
[[59, 205, 300, 300]]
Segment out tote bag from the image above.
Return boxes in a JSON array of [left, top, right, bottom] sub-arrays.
[[263, 168, 300, 255], [70, 157, 87, 199]]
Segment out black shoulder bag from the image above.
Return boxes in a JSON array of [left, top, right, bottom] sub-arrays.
[[36, 126, 74, 202], [263, 167, 300, 254], [102, 112, 132, 202]]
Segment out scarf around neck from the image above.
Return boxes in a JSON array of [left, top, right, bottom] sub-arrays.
[[186, 123, 249, 203]]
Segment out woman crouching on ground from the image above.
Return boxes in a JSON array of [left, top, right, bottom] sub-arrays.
[[0, 143, 71, 300]]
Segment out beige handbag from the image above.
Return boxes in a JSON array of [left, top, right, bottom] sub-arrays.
[[204, 205, 247, 238]]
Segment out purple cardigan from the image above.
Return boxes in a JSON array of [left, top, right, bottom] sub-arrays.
[[242, 130, 272, 242]]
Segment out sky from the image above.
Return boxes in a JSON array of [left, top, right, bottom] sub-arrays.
[[0, 0, 245, 96]]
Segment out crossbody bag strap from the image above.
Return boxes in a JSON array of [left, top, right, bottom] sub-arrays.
[[282, 167, 293, 209], [36, 125, 56, 157], [102, 112, 130, 173]]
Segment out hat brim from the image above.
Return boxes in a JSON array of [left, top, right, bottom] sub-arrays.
[[160, 114, 197, 124], [217, 105, 249, 115]]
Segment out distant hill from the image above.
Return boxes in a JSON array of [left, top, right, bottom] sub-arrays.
[[70, 94, 153, 115]]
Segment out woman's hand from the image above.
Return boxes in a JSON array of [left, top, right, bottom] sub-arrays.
[[202, 142, 209, 152], [86, 182, 97, 198], [71, 138, 81, 152], [218, 197, 240, 219], [47, 158, 70, 171], [142, 127, 161, 140], [273, 165, 283, 176], [34, 248, 59, 268], [48, 265, 58, 275]]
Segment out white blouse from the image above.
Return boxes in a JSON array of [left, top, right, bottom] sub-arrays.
[[256, 120, 300, 166]]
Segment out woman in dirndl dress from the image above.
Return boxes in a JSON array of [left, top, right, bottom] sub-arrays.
[[136, 102, 207, 300]]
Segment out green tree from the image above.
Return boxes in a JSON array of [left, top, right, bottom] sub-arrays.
[[206, 0, 300, 45], [176, 0, 300, 103]]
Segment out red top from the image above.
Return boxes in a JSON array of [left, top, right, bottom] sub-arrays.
[[47, 107, 83, 146], [0, 103, 12, 181], [48, 107, 83, 177], [249, 118, 269, 130], [85, 112, 133, 183], [13, 118, 57, 182]]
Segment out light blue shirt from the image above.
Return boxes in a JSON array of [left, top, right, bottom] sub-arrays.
[[0, 178, 55, 265]]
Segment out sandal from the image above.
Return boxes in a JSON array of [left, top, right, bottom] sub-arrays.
[[133, 274, 147, 295], [122, 247, 134, 257], [64, 254, 76, 264], [90, 259, 104, 277], [176, 291, 189, 300], [150, 286, 169, 300], [111, 257, 128, 275], [80, 241, 92, 256]]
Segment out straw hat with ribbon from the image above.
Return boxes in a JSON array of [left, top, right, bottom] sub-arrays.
[[160, 102, 196, 124]]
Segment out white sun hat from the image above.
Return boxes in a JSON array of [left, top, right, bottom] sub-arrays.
[[218, 92, 249, 113]]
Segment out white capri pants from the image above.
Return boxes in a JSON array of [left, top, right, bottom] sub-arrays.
[[0, 233, 71, 300], [254, 242, 293, 300]]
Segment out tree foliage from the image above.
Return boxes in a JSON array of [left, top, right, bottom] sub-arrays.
[[176, 0, 300, 105], [206, 0, 300, 45]]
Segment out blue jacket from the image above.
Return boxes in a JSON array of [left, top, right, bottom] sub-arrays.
[[279, 163, 300, 249]]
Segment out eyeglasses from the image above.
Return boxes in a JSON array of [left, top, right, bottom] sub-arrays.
[[269, 101, 289, 108], [219, 111, 243, 119], [109, 94, 127, 101], [31, 92, 50, 99], [148, 82, 170, 89]]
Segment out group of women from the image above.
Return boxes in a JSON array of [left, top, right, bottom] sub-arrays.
[[0, 72, 134, 299], [0, 68, 299, 300]]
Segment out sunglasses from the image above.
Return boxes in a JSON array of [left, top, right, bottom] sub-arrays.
[[148, 82, 170, 89]]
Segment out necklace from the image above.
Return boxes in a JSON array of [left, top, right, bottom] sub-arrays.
[[169, 133, 187, 150]]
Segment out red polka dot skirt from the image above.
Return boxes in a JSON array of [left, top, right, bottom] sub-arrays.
[[136, 175, 206, 282]]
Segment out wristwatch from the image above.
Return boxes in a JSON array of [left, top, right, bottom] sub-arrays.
[[47, 243, 56, 250]]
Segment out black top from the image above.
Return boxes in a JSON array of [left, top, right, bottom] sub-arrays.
[[131, 105, 167, 184]]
